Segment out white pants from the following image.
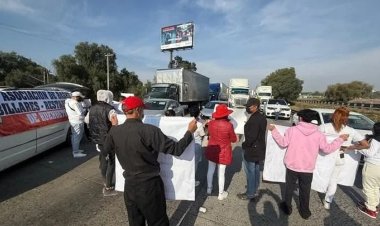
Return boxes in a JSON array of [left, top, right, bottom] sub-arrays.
[[207, 161, 226, 195], [324, 163, 344, 203], [70, 122, 84, 154], [362, 162, 380, 211]]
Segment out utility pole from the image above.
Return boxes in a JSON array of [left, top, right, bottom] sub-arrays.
[[105, 53, 114, 90]]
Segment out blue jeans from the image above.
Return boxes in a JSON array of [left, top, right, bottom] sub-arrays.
[[242, 151, 260, 197]]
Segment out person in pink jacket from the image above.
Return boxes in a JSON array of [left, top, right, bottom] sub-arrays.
[[268, 109, 348, 219]]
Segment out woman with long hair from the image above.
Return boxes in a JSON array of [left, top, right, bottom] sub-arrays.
[[205, 104, 238, 200], [321, 107, 369, 209]]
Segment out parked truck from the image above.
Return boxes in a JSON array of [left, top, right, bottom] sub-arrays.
[[255, 85, 273, 111], [209, 83, 228, 101], [145, 68, 210, 109], [228, 78, 250, 108]]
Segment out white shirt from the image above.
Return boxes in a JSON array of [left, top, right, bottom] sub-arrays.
[[65, 98, 85, 124], [360, 139, 380, 165], [194, 120, 206, 145], [319, 123, 364, 160]]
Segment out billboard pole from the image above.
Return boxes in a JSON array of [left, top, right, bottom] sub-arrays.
[[169, 50, 173, 68]]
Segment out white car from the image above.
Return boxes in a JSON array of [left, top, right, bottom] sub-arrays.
[[291, 108, 374, 136], [264, 99, 291, 119]]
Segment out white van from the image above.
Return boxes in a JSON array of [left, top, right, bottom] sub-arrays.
[[0, 89, 71, 171]]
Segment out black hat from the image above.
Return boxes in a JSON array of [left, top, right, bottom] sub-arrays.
[[297, 109, 318, 123], [372, 122, 380, 142], [245, 98, 260, 107]]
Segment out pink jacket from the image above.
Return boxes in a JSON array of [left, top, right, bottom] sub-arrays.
[[271, 122, 344, 173]]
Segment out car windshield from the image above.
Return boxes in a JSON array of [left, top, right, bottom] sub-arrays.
[[321, 113, 374, 130], [144, 100, 167, 110], [231, 88, 249, 94], [268, 99, 287, 105], [204, 101, 226, 109]]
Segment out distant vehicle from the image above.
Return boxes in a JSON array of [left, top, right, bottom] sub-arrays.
[[209, 83, 228, 101], [255, 86, 273, 111], [145, 68, 209, 110], [264, 99, 291, 119], [291, 108, 374, 136], [144, 98, 185, 116], [200, 100, 228, 119], [228, 78, 250, 108]]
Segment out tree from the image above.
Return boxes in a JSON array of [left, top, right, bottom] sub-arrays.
[[169, 56, 197, 71], [0, 51, 46, 87], [324, 81, 373, 102], [261, 67, 303, 101]]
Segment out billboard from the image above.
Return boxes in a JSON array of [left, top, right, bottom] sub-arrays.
[[161, 22, 194, 51]]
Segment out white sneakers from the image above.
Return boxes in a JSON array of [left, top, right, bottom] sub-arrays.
[[73, 152, 87, 158], [323, 200, 331, 210], [195, 181, 200, 187], [218, 191, 228, 200]]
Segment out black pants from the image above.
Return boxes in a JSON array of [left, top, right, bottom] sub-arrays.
[[98, 144, 115, 188], [124, 176, 169, 226], [284, 168, 313, 217]]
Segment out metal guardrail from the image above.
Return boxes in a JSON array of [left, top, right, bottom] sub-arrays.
[[296, 99, 380, 111]]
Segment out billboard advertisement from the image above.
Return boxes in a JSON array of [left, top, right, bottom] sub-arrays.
[[161, 22, 194, 51]]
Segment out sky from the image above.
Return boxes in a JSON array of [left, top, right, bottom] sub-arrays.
[[0, 0, 379, 92]]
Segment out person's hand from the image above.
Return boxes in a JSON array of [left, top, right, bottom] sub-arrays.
[[235, 134, 240, 143], [187, 119, 198, 133], [111, 113, 118, 126], [339, 134, 349, 141], [267, 124, 276, 131]]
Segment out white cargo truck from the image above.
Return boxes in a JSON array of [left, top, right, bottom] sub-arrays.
[[255, 86, 273, 111], [146, 68, 210, 109], [228, 78, 250, 108]]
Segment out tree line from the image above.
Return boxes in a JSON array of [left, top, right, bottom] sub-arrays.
[[0, 42, 376, 102]]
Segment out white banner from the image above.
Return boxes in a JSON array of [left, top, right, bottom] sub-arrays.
[[115, 116, 195, 201], [263, 125, 361, 193]]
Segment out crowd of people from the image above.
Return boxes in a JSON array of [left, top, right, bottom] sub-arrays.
[[64, 91, 380, 224]]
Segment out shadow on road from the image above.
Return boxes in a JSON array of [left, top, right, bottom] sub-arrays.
[[0, 141, 97, 202]]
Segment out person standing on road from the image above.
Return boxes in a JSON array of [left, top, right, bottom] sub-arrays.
[[320, 107, 369, 210], [104, 96, 197, 225], [274, 101, 281, 121], [65, 91, 86, 158], [237, 98, 267, 201], [89, 90, 118, 197], [189, 106, 206, 187], [268, 109, 349, 219], [205, 104, 238, 200], [346, 122, 380, 219]]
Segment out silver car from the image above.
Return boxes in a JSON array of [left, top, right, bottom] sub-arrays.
[[200, 100, 228, 119], [144, 98, 185, 116]]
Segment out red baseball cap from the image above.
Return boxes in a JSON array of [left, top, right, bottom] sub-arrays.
[[122, 96, 145, 111]]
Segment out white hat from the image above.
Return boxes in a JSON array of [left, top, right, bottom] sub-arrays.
[[72, 91, 85, 98]]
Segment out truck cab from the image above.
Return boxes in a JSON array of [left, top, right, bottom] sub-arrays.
[[145, 83, 179, 101]]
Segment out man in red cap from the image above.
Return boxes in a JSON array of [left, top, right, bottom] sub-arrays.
[[104, 96, 197, 225]]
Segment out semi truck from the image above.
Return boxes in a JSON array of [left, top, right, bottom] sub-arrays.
[[255, 86, 273, 111], [145, 68, 210, 109], [228, 78, 250, 108], [209, 83, 228, 101]]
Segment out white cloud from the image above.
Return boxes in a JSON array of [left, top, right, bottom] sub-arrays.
[[0, 0, 34, 15]]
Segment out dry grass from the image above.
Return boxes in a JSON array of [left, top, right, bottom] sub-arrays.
[[291, 101, 380, 122]]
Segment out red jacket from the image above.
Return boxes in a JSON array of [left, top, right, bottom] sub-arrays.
[[205, 119, 237, 165]]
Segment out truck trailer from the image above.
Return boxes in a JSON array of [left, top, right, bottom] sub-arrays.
[[146, 68, 210, 109], [209, 83, 228, 101]]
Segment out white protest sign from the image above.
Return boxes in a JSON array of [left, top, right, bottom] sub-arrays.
[[115, 116, 195, 201], [263, 125, 360, 192]]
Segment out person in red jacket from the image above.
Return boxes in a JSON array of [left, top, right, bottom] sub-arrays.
[[205, 104, 238, 200]]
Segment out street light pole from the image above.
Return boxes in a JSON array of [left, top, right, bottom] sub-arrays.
[[105, 53, 113, 90]]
